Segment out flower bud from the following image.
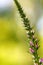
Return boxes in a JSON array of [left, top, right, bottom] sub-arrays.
[[31, 30, 35, 35], [32, 35, 35, 40], [29, 48, 34, 53], [39, 58, 43, 63], [30, 41, 34, 46], [35, 43, 39, 49]]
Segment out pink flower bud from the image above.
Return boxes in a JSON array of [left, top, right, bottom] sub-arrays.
[[35, 44, 38, 48], [29, 48, 34, 53], [30, 41, 34, 46], [39, 58, 43, 63]]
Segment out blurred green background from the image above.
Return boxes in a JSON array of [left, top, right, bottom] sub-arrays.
[[0, 0, 43, 65]]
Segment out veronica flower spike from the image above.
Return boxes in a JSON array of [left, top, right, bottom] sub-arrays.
[[14, 0, 43, 65]]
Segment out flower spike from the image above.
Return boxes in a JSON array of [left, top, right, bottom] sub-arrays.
[[14, 0, 43, 65]]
